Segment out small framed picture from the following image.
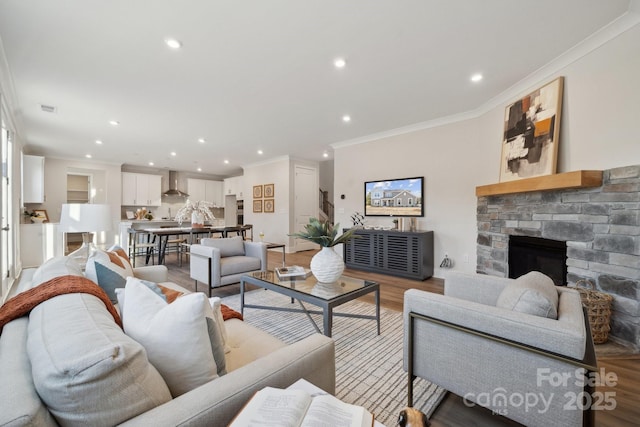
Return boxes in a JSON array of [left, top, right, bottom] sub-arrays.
[[253, 200, 263, 213], [264, 183, 274, 198], [33, 209, 49, 222], [253, 185, 263, 199], [264, 198, 274, 213], [126, 210, 135, 219]]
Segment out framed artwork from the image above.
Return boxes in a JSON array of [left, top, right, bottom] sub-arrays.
[[264, 198, 274, 213], [253, 200, 263, 213], [34, 209, 49, 222], [253, 185, 263, 199], [264, 183, 274, 198], [500, 76, 564, 182]]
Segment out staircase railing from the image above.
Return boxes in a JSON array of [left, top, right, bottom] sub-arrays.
[[318, 188, 334, 224]]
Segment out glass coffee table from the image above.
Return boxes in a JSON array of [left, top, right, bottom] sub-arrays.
[[240, 271, 380, 338]]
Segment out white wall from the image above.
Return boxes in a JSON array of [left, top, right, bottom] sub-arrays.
[[243, 157, 291, 248], [334, 21, 640, 278]]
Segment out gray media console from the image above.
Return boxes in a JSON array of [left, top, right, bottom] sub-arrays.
[[343, 229, 434, 280]]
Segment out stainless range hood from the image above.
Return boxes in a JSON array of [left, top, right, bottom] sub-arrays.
[[162, 171, 189, 198]]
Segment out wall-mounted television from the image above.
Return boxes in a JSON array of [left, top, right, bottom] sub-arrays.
[[364, 176, 424, 217]]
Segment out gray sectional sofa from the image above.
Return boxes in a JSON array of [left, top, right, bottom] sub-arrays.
[[0, 256, 335, 426]]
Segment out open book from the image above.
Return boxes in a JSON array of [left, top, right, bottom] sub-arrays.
[[230, 386, 374, 427]]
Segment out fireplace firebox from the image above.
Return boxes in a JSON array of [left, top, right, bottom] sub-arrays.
[[508, 235, 567, 286]]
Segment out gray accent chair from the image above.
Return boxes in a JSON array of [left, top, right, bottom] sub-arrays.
[[190, 236, 267, 296], [403, 271, 597, 427]]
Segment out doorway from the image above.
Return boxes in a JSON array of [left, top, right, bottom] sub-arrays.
[[293, 165, 318, 252], [64, 174, 91, 255]]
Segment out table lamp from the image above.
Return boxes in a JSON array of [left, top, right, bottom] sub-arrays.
[[59, 203, 112, 269]]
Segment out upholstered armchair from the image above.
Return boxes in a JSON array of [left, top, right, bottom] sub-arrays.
[[403, 271, 597, 427], [190, 236, 267, 296]]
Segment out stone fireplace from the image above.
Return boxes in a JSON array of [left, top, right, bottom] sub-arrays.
[[477, 165, 640, 347]]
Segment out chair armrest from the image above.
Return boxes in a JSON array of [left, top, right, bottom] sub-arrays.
[[133, 265, 168, 283], [443, 271, 511, 305], [119, 334, 335, 427], [403, 289, 586, 359], [244, 242, 267, 270], [189, 244, 221, 286]]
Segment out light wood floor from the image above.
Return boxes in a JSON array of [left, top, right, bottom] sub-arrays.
[[162, 248, 639, 427]]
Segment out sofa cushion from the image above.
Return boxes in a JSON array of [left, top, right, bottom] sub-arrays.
[[27, 293, 171, 427], [221, 256, 261, 276], [224, 318, 287, 372], [202, 236, 245, 257], [85, 247, 135, 303], [31, 256, 83, 288], [496, 271, 559, 319], [122, 277, 219, 397], [0, 317, 57, 427]]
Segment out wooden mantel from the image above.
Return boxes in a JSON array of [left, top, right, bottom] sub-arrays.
[[476, 170, 603, 197]]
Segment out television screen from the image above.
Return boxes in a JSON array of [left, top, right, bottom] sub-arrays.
[[364, 176, 424, 217]]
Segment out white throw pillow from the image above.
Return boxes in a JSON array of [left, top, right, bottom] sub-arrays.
[[122, 277, 218, 397], [496, 271, 559, 319]]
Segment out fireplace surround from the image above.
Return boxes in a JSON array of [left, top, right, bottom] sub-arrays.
[[477, 165, 640, 347]]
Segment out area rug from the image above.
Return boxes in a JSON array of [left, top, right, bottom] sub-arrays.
[[221, 289, 446, 426]]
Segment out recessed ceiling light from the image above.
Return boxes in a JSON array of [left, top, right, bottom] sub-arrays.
[[342, 115, 351, 123], [170, 152, 176, 156], [198, 138, 206, 143], [148, 161, 154, 166], [165, 38, 182, 49], [323, 152, 329, 158], [95, 140, 103, 145], [257, 149, 263, 155], [224, 159, 229, 164], [197, 167, 202, 172], [85, 154, 92, 159], [334, 58, 347, 69], [109, 120, 119, 126], [471, 73, 483, 82]]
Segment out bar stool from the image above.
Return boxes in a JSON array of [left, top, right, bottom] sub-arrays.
[[160, 226, 187, 264], [128, 229, 156, 267]]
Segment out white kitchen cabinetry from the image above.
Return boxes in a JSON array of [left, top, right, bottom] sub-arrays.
[[22, 154, 45, 203], [20, 223, 62, 268], [189, 179, 223, 207], [122, 172, 162, 206], [223, 176, 244, 201]]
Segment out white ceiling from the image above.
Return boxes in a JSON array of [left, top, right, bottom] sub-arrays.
[[0, 0, 633, 177]]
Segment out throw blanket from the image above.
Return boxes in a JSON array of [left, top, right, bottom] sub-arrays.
[[0, 275, 122, 333], [221, 304, 243, 321]]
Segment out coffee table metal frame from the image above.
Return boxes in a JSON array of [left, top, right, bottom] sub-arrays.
[[240, 272, 380, 338]]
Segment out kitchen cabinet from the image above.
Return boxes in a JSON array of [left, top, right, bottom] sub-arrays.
[[122, 172, 162, 206], [223, 176, 244, 201], [22, 154, 45, 203], [187, 178, 223, 207], [20, 223, 62, 268]]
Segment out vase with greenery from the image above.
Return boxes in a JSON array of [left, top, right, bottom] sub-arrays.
[[175, 200, 215, 227], [290, 218, 358, 283]]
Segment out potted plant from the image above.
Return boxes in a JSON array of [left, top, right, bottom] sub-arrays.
[[175, 199, 215, 227], [290, 218, 358, 283]]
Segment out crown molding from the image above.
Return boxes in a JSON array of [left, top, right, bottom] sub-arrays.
[[332, 8, 640, 151], [242, 155, 291, 170]]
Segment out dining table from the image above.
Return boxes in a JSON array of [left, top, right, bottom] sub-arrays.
[[139, 226, 228, 265]]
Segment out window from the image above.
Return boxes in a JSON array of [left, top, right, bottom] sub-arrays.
[[1, 105, 13, 300]]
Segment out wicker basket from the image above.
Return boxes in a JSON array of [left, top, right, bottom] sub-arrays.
[[575, 280, 613, 344]]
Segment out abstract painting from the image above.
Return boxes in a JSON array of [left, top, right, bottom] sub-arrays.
[[500, 77, 564, 182]]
